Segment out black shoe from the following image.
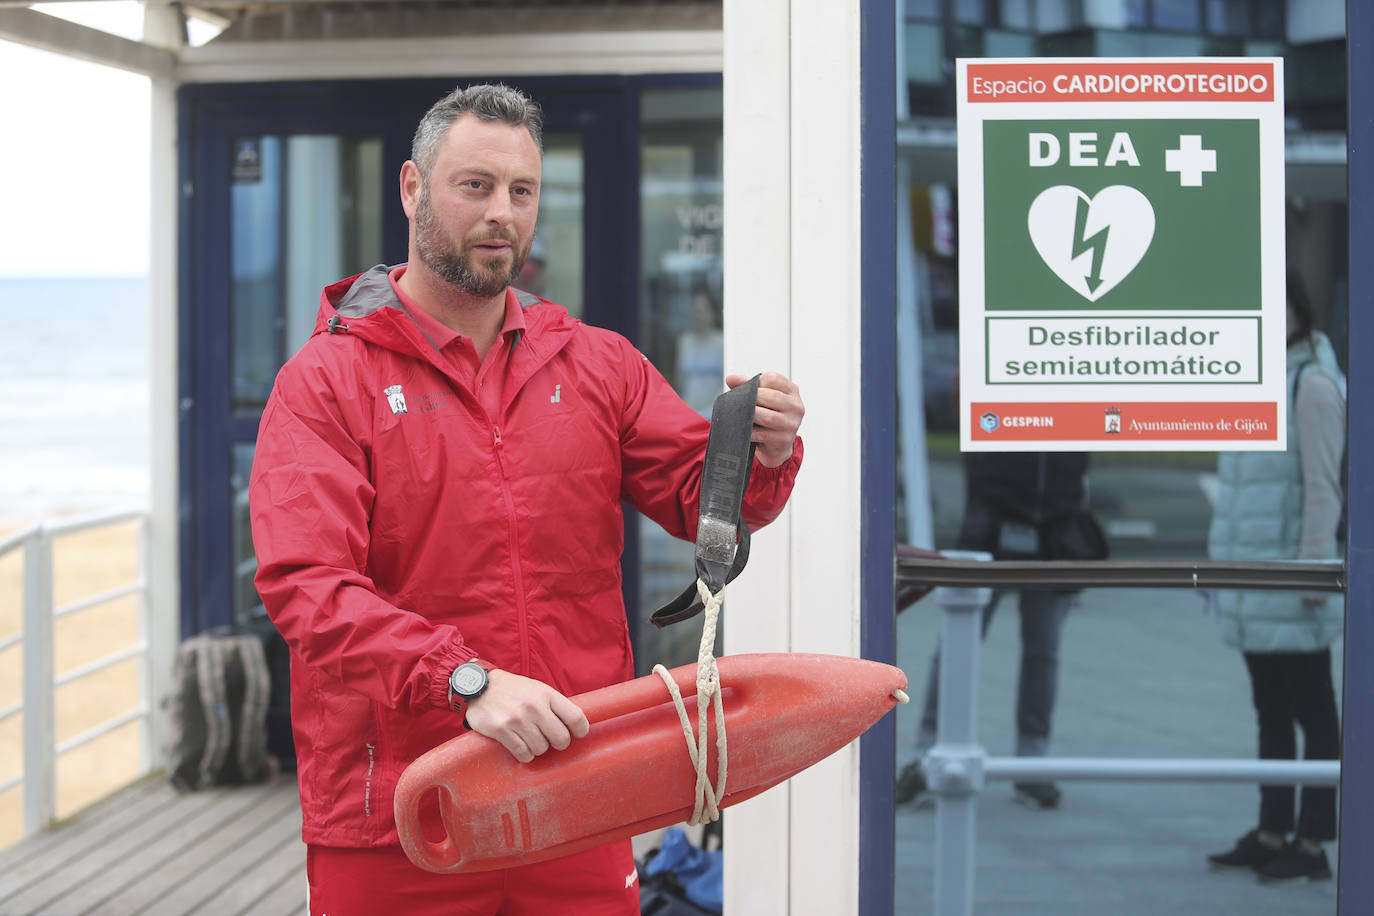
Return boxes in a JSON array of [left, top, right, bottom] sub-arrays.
[[895, 763, 930, 806], [1012, 782, 1061, 809], [1255, 841, 1332, 883], [1207, 828, 1284, 871]]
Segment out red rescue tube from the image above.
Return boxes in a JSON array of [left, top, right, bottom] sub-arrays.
[[395, 652, 907, 874]]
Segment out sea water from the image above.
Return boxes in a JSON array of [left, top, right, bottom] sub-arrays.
[[0, 277, 149, 527]]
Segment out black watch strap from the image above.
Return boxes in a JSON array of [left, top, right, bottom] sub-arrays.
[[447, 660, 493, 721]]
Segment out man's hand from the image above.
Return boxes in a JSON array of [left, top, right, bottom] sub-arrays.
[[464, 669, 590, 763], [725, 371, 804, 468]]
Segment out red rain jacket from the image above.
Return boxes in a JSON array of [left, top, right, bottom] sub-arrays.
[[250, 266, 802, 847]]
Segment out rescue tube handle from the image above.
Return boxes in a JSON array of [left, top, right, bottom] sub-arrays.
[[394, 774, 463, 873], [396, 663, 720, 872]]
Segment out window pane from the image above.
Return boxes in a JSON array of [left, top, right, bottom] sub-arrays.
[[1153, 0, 1202, 30], [907, 0, 940, 20], [231, 442, 261, 626], [230, 136, 283, 410], [1251, 2, 1284, 39], [906, 23, 945, 85], [954, 0, 987, 25], [1205, 0, 1251, 35], [999, 0, 1034, 31], [897, 582, 1345, 906], [231, 134, 384, 410], [985, 29, 1037, 57], [895, 4, 1348, 911], [531, 134, 584, 317], [637, 86, 724, 674]]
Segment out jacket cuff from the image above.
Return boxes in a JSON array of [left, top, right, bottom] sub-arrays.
[[428, 642, 479, 711], [752, 435, 804, 480]]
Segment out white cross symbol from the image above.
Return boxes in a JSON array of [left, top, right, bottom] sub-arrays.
[[1165, 134, 1217, 187]]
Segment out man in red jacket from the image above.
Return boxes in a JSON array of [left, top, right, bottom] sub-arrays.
[[250, 83, 804, 915]]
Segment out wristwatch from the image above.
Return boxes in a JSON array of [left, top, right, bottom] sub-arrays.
[[448, 660, 494, 721]]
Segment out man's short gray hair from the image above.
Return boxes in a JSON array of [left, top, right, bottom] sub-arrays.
[[411, 83, 544, 178]]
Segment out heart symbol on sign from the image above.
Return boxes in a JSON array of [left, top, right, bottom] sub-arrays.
[[1027, 185, 1155, 302]]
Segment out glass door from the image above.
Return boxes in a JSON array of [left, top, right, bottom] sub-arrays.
[[634, 84, 726, 672], [225, 133, 387, 623]]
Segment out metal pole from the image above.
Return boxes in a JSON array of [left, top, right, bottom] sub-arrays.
[[136, 517, 154, 775], [1341, 0, 1374, 907], [984, 757, 1339, 784], [21, 528, 55, 836], [926, 550, 991, 916]]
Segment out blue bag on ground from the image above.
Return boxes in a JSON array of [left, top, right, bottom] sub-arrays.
[[640, 827, 723, 914]]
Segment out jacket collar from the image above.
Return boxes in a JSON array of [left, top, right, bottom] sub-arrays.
[[313, 264, 579, 398]]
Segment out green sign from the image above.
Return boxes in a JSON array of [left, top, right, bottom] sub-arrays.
[[983, 119, 1261, 312], [957, 58, 1286, 451]]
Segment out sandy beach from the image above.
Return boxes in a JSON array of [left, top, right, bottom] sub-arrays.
[[0, 520, 145, 850]]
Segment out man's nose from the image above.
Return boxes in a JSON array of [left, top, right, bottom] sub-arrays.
[[485, 187, 514, 226]]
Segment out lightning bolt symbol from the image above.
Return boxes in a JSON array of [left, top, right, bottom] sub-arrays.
[[1071, 195, 1110, 295]]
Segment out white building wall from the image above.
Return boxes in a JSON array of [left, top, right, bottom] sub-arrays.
[[723, 1, 865, 913]]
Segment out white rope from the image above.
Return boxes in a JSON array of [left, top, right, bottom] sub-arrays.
[[652, 582, 908, 822], [653, 578, 728, 826]]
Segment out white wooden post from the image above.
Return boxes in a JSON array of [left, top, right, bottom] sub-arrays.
[[724, 0, 865, 912], [145, 0, 183, 763]]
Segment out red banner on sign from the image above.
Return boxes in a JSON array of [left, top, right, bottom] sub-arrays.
[[966, 61, 1276, 104]]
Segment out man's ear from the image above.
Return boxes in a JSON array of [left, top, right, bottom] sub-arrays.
[[400, 160, 422, 220]]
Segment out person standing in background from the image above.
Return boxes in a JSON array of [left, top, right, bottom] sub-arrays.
[[1206, 271, 1345, 883], [676, 287, 725, 417], [897, 451, 1099, 810]]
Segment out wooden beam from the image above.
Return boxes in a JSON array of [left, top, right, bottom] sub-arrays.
[[177, 30, 720, 82], [0, 7, 174, 79]]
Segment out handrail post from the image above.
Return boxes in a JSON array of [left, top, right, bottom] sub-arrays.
[[136, 517, 154, 774], [926, 550, 992, 916], [21, 528, 56, 836]]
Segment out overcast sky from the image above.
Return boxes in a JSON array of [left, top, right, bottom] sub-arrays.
[[0, 3, 150, 277]]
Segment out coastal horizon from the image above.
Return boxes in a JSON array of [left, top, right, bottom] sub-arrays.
[[1, 275, 151, 528]]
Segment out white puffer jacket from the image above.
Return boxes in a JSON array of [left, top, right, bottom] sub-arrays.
[[1207, 332, 1345, 652]]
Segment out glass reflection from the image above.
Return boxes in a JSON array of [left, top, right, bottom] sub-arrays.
[[894, 2, 1348, 911], [230, 134, 384, 409], [636, 86, 725, 674]]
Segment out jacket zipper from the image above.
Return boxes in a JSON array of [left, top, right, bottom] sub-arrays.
[[491, 424, 531, 675]]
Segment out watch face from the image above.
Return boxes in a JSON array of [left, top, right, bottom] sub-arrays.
[[451, 663, 487, 696]]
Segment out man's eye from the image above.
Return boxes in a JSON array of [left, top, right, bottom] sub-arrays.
[[464, 180, 485, 190]]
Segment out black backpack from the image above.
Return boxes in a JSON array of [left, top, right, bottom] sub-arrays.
[[164, 631, 273, 790]]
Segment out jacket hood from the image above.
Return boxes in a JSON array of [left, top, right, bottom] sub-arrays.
[[1288, 330, 1346, 397]]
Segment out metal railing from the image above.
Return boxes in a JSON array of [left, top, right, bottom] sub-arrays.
[[0, 508, 154, 837], [897, 552, 1345, 916]]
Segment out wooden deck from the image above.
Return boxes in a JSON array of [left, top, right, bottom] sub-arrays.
[[0, 775, 305, 915]]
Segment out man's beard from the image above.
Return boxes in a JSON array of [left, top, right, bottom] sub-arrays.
[[414, 186, 529, 298]]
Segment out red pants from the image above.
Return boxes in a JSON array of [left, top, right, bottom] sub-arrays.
[[306, 841, 641, 916]]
